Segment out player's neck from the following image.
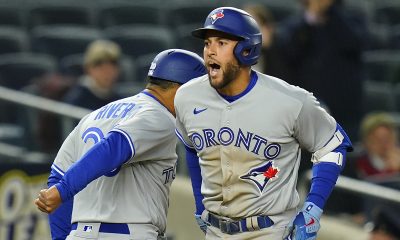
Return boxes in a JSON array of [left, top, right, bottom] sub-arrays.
[[217, 68, 251, 96], [145, 87, 177, 117]]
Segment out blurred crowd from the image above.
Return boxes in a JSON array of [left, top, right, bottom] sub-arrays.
[[0, 0, 399, 238], [355, 112, 400, 239]]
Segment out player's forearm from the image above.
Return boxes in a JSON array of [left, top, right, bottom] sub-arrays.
[[48, 167, 63, 188], [306, 124, 352, 209], [306, 162, 341, 209], [55, 132, 132, 202], [47, 168, 73, 240], [285, 125, 352, 239], [185, 147, 205, 215]]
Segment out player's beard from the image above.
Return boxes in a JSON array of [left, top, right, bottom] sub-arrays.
[[208, 61, 241, 90]]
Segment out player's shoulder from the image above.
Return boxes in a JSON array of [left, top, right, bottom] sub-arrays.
[[115, 93, 175, 128], [175, 74, 208, 100], [132, 93, 175, 120], [256, 71, 310, 102]]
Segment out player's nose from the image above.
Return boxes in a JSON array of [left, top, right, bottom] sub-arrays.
[[204, 42, 217, 58]]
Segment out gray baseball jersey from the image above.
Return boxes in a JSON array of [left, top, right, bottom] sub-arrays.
[[175, 71, 336, 222], [52, 92, 177, 232]]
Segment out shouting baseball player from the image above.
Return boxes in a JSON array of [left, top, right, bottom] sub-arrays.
[[174, 7, 352, 240], [34, 49, 206, 240]]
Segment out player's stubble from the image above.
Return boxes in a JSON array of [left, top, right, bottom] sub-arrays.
[[207, 61, 241, 90]]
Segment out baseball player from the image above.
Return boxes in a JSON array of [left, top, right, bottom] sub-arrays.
[[174, 7, 353, 240], [34, 49, 207, 240]]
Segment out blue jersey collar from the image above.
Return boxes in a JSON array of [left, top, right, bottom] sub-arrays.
[[219, 70, 258, 103], [141, 90, 169, 111]]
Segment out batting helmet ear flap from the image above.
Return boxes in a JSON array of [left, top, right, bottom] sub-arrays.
[[233, 37, 262, 66]]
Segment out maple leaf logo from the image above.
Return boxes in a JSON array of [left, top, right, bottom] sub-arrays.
[[263, 166, 278, 179]]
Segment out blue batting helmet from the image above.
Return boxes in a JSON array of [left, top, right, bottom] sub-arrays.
[[148, 49, 206, 84], [192, 7, 262, 66]]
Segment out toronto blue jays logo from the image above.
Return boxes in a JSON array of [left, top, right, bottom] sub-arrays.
[[210, 9, 224, 24], [240, 161, 279, 193]]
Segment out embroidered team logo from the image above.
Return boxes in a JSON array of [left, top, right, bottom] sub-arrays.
[[240, 162, 279, 193], [210, 10, 224, 24]]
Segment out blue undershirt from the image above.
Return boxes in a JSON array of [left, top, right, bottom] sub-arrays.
[[306, 124, 352, 209], [49, 132, 131, 239], [185, 146, 205, 215], [48, 169, 73, 240], [55, 131, 132, 203], [50, 90, 170, 239]]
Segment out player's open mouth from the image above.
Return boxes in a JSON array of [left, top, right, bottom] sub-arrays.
[[209, 63, 221, 77]]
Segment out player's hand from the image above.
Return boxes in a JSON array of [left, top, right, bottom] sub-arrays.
[[195, 214, 208, 234], [283, 202, 322, 240], [34, 186, 62, 214]]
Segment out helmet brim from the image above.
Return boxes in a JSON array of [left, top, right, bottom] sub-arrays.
[[192, 27, 245, 40]]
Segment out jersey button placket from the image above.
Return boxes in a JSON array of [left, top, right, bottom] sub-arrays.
[[226, 106, 231, 125], [220, 105, 231, 212]]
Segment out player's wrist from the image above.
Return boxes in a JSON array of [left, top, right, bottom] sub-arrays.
[[54, 181, 73, 203], [194, 214, 208, 234], [301, 202, 323, 219]]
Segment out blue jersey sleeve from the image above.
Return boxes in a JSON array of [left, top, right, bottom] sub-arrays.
[[48, 168, 72, 240], [55, 131, 132, 202], [185, 146, 205, 215], [306, 124, 353, 209]]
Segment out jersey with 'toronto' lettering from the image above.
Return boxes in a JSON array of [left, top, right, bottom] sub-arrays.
[[175, 71, 336, 220]]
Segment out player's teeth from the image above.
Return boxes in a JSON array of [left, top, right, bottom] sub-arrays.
[[210, 68, 218, 77]]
